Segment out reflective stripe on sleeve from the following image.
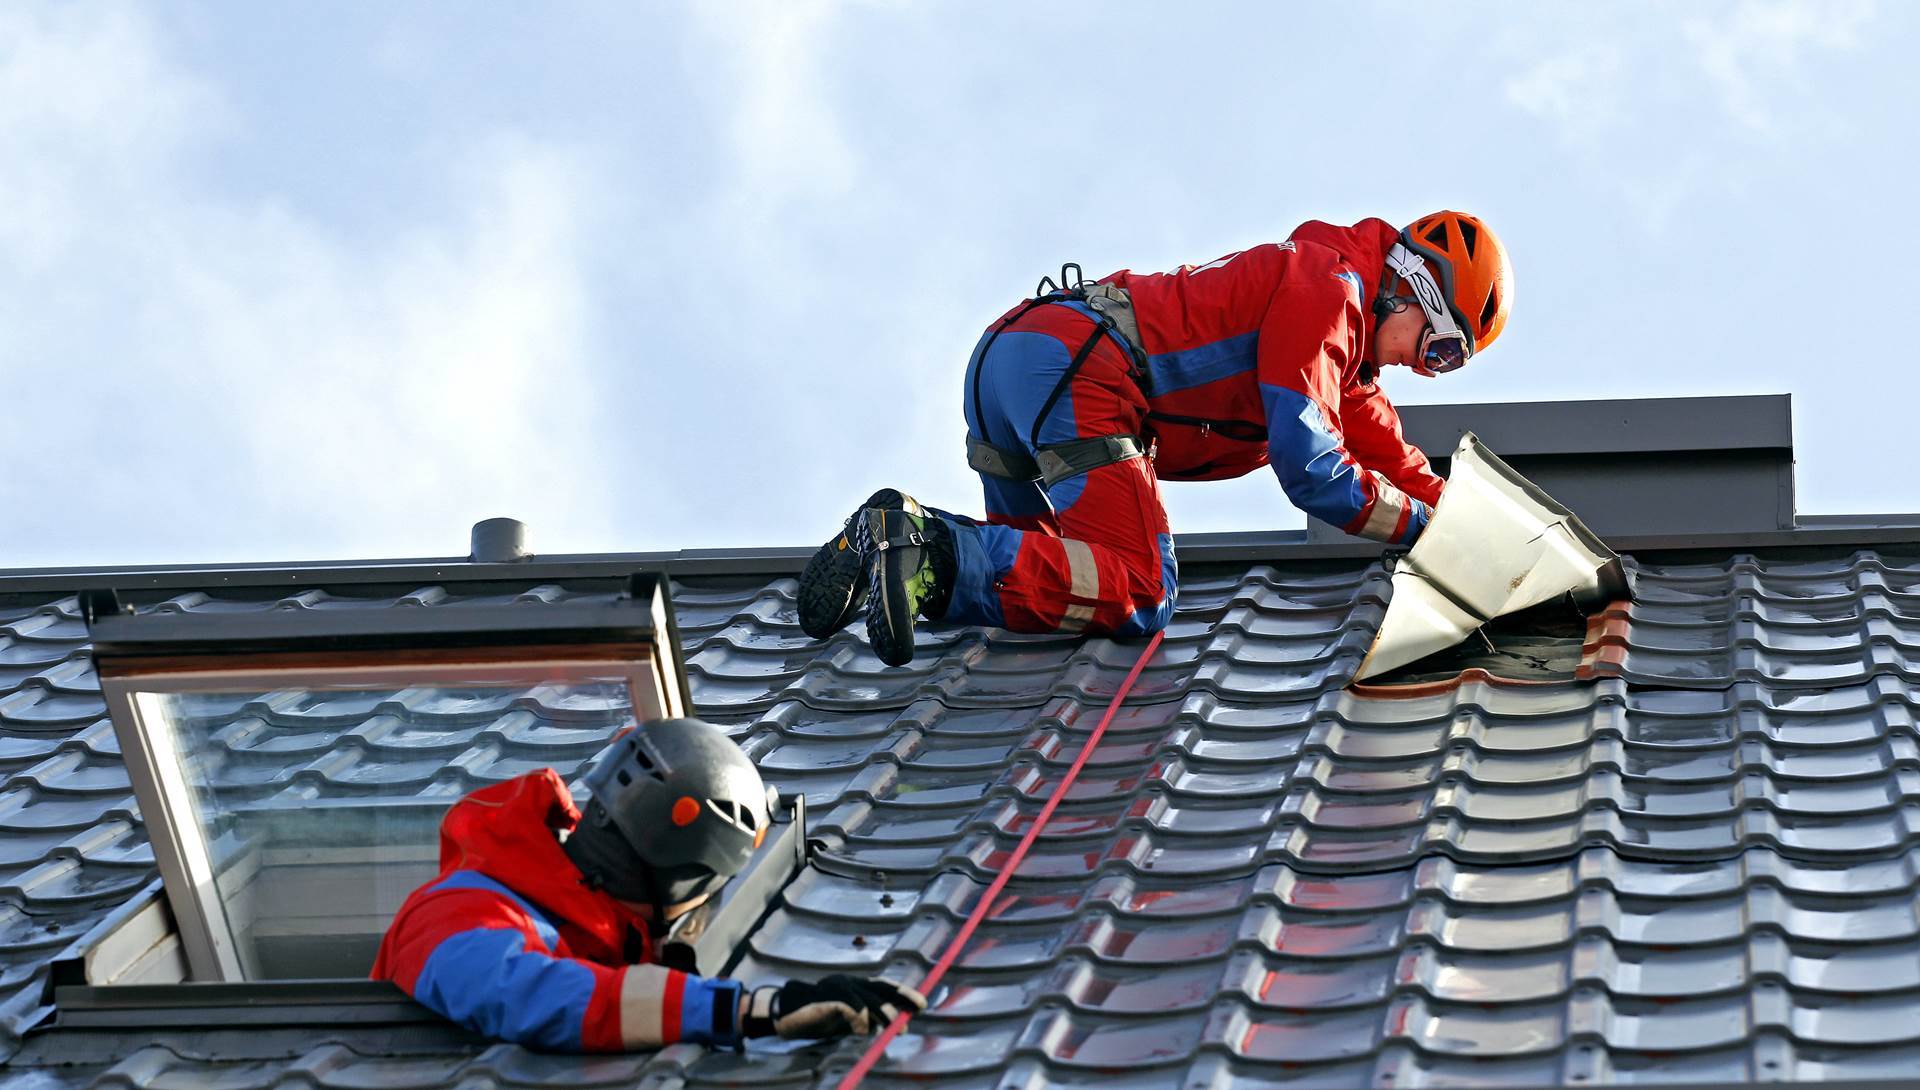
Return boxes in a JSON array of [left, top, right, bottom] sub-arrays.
[[618, 963, 679, 1048], [1058, 538, 1099, 633], [1359, 473, 1411, 542]]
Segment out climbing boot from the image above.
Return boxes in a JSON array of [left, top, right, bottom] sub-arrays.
[[798, 488, 924, 639], [854, 508, 955, 667]]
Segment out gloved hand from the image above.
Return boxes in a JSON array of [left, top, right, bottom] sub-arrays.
[[740, 975, 927, 1039]]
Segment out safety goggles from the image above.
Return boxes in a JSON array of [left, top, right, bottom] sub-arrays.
[[1384, 242, 1472, 376]]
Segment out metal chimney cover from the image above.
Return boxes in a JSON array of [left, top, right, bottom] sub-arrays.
[[470, 517, 530, 563]]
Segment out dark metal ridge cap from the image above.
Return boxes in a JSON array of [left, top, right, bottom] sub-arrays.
[[4, 525, 1920, 595], [1397, 393, 1794, 457], [0, 546, 812, 594]]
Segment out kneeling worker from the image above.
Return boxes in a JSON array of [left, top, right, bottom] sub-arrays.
[[801, 212, 1512, 665], [374, 717, 923, 1049]]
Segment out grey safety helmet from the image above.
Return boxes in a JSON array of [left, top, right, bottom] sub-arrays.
[[571, 718, 769, 907]]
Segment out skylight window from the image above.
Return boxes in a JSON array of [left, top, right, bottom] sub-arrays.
[[83, 575, 689, 983]]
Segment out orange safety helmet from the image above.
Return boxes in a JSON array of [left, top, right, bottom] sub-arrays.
[[1396, 210, 1513, 362]]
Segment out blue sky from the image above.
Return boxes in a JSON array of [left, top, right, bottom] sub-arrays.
[[0, 2, 1905, 568]]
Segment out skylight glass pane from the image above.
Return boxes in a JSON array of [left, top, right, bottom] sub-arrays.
[[127, 669, 635, 980]]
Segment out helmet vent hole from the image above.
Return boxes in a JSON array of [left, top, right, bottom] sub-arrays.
[[630, 747, 664, 780], [616, 769, 632, 787], [1424, 222, 1450, 249], [1458, 221, 1478, 258], [707, 799, 755, 831], [1480, 288, 1500, 330]]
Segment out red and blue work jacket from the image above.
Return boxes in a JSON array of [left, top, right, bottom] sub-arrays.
[[371, 770, 741, 1051], [1106, 218, 1444, 543]]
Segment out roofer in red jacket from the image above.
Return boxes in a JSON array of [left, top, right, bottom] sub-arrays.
[[373, 718, 923, 1050], [799, 211, 1513, 666]]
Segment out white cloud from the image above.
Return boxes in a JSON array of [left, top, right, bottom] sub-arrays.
[[1495, 3, 1878, 235], [0, 7, 227, 271], [0, 8, 614, 565], [692, 0, 859, 220], [1503, 41, 1625, 143], [1502, 2, 1877, 146], [1683, 0, 1876, 133]]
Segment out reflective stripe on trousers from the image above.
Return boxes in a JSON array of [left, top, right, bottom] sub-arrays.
[[1057, 538, 1100, 634]]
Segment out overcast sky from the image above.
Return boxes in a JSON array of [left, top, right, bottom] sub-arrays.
[[0, 1, 1906, 568]]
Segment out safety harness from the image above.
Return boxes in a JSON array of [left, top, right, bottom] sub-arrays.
[[965, 265, 1156, 490]]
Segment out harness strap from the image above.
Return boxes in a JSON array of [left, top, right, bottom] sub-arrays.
[[1037, 435, 1147, 488], [966, 434, 1039, 481], [966, 295, 1059, 448], [1027, 322, 1110, 453], [964, 271, 1155, 493], [966, 279, 1149, 439], [968, 433, 1148, 490], [1079, 282, 1146, 370]]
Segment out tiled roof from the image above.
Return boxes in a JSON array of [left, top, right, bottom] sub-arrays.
[[7, 547, 1920, 1087]]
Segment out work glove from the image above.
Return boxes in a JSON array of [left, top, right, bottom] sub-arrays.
[[741, 975, 927, 1039]]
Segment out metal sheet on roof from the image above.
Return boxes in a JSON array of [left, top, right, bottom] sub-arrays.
[[1358, 434, 1627, 681]]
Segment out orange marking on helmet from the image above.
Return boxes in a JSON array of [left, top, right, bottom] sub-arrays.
[[671, 796, 701, 826], [754, 827, 766, 848]]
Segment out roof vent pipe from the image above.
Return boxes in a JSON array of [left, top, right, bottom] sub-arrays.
[[470, 517, 530, 563]]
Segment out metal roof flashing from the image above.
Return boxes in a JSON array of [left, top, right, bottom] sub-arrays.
[[1349, 597, 1624, 693], [1356, 434, 1629, 682]]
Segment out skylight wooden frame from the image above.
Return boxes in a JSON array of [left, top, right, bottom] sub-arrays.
[[85, 573, 688, 983]]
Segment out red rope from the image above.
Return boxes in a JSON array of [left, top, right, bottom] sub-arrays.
[[834, 630, 1165, 1090]]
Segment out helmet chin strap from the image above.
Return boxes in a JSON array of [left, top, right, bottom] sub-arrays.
[[1368, 269, 1415, 378], [561, 802, 667, 915], [1373, 258, 1407, 319]]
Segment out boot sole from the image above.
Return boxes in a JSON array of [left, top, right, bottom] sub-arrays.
[[797, 535, 862, 639], [797, 489, 922, 640], [860, 510, 920, 667]]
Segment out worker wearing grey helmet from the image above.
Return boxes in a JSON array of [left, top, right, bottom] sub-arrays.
[[374, 717, 924, 1050]]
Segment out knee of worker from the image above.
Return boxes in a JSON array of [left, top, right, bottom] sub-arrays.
[[1115, 593, 1175, 637], [1045, 464, 1174, 590], [1112, 531, 1178, 637]]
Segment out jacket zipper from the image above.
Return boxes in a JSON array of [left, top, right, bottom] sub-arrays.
[[1146, 411, 1265, 442]]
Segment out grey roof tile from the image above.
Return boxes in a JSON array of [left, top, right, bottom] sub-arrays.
[[12, 551, 1920, 1084], [10, 1033, 706, 1089]]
